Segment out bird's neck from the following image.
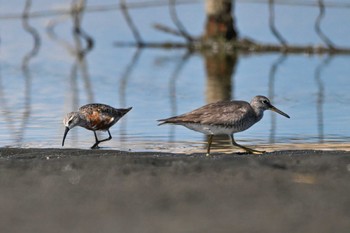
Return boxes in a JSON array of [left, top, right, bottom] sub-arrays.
[[77, 112, 87, 127], [253, 107, 264, 122]]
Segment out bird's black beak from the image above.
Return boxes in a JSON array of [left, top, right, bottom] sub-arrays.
[[270, 105, 290, 118], [62, 127, 70, 147]]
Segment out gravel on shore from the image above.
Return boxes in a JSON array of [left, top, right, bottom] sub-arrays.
[[1, 148, 350, 233]]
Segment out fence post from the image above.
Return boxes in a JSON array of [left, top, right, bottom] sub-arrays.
[[204, 0, 237, 40]]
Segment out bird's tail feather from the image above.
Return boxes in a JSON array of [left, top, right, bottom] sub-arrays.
[[119, 107, 132, 116]]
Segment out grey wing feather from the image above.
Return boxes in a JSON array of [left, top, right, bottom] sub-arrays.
[[199, 101, 253, 125], [159, 100, 254, 125]]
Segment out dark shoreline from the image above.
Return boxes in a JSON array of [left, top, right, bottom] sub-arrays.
[[1, 148, 350, 233]]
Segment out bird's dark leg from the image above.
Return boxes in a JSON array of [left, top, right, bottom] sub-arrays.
[[229, 134, 265, 154], [91, 130, 113, 149], [91, 131, 100, 149], [99, 130, 113, 143], [206, 135, 214, 156]]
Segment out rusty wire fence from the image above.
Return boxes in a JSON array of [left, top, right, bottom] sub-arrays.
[[1, 0, 350, 55]]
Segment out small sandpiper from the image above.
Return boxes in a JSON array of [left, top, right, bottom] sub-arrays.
[[158, 95, 290, 156], [62, 103, 132, 149]]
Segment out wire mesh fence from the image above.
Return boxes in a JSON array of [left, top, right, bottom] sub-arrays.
[[1, 0, 350, 54]]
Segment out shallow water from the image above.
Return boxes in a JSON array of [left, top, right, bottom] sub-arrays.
[[0, 1, 350, 153]]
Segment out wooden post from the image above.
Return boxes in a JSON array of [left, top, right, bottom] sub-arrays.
[[204, 0, 237, 41]]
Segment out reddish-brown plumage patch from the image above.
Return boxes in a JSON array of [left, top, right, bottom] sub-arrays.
[[85, 110, 114, 131]]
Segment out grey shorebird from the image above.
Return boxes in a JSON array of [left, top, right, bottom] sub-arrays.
[[62, 103, 132, 149], [158, 95, 290, 156]]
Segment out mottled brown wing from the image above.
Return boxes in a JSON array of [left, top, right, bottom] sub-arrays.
[[80, 104, 116, 130], [159, 100, 253, 126]]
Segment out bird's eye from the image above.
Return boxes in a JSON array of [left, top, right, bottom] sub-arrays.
[[262, 99, 269, 104], [67, 117, 74, 125]]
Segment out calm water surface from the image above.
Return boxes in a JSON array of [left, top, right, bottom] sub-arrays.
[[0, 1, 349, 153]]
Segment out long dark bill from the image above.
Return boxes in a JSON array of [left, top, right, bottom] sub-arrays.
[[270, 106, 290, 119], [62, 127, 70, 146]]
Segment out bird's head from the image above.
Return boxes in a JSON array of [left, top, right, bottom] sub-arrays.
[[62, 112, 80, 147], [63, 112, 80, 129], [251, 96, 290, 118]]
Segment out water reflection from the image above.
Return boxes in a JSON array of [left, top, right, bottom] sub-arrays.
[[0, 0, 40, 146], [205, 53, 236, 103], [166, 51, 191, 141], [268, 0, 287, 47], [315, 0, 336, 49], [46, 2, 94, 107], [118, 48, 142, 141], [268, 54, 287, 143], [314, 55, 332, 143], [18, 0, 40, 144]]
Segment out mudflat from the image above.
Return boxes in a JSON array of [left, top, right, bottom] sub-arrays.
[[1, 148, 350, 233]]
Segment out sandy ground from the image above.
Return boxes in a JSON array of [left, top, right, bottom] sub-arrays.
[[1, 148, 350, 233]]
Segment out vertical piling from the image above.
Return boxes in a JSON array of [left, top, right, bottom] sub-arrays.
[[204, 0, 237, 41]]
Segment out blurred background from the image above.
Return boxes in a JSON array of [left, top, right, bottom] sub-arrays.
[[0, 0, 350, 153]]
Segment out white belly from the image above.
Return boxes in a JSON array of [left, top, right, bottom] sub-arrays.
[[183, 123, 240, 135]]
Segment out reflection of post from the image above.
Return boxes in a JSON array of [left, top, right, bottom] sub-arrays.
[[205, 53, 236, 103], [204, 0, 237, 40]]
